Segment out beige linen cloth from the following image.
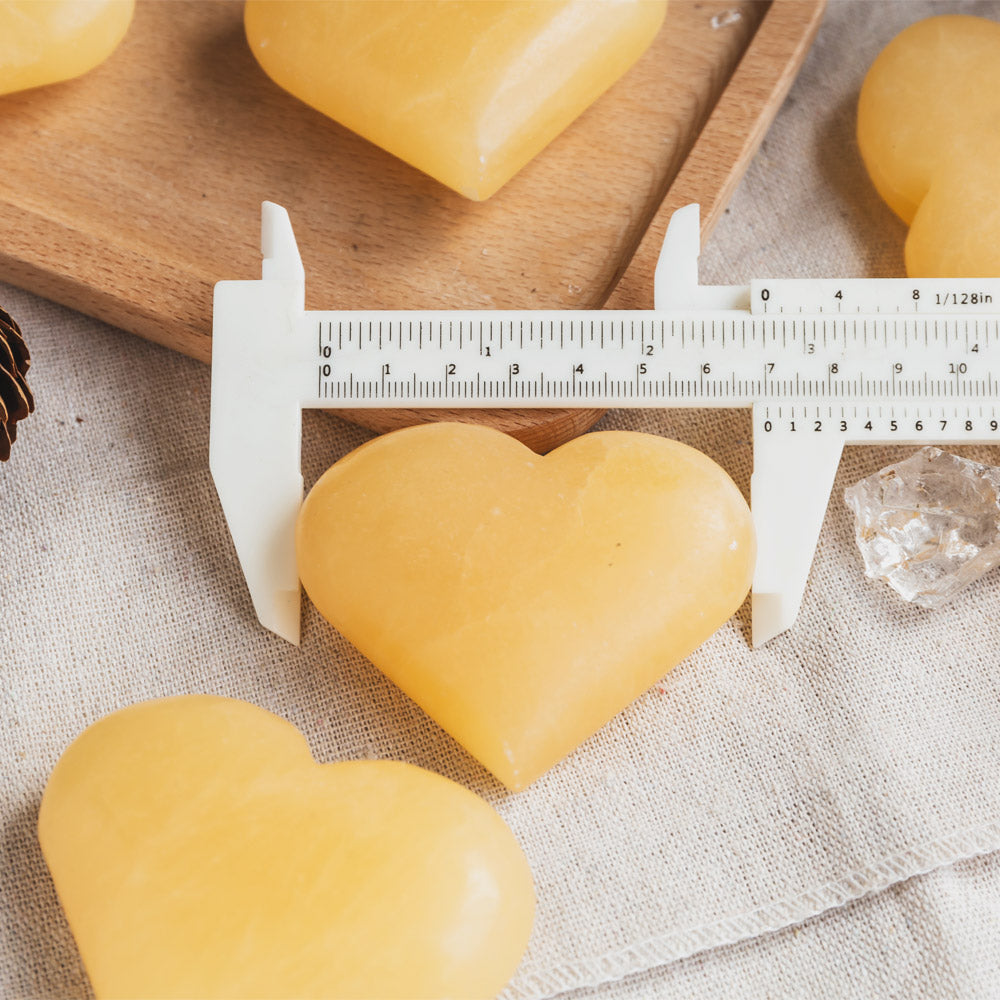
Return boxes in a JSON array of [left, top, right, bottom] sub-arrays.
[[3, 2, 1000, 998]]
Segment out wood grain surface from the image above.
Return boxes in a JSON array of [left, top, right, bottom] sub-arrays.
[[0, 0, 824, 452]]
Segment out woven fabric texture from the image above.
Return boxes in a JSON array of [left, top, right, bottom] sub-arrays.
[[3, 2, 1000, 998]]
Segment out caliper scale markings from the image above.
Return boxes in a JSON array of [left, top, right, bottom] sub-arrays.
[[314, 312, 1000, 415]]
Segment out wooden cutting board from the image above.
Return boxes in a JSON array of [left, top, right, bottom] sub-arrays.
[[0, 0, 824, 452]]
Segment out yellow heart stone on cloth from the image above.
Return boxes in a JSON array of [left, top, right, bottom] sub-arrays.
[[298, 423, 754, 790], [857, 14, 1000, 277], [38, 695, 535, 1000]]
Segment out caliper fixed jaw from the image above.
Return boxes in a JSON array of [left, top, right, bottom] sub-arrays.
[[209, 203, 306, 644]]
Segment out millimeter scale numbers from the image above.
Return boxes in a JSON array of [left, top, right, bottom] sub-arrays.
[[210, 203, 1000, 647]]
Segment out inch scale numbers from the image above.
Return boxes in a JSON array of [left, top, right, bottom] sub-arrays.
[[311, 311, 1000, 418], [210, 202, 1000, 647], [754, 278, 996, 315]]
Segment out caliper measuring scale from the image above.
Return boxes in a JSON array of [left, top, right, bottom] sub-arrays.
[[210, 202, 1000, 647]]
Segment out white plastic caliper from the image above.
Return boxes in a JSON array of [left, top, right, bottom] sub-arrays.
[[211, 202, 1000, 646]]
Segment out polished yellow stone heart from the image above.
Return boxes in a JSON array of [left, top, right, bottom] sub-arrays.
[[38, 695, 535, 1000], [244, 0, 667, 200], [0, 0, 134, 97], [858, 14, 1000, 277], [298, 423, 754, 790]]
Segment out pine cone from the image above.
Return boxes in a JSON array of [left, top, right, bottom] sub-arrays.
[[0, 306, 34, 461]]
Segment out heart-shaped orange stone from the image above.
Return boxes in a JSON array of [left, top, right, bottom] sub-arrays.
[[38, 695, 535, 1000], [858, 14, 1000, 276], [244, 0, 667, 200], [0, 1, 134, 97], [298, 423, 754, 789]]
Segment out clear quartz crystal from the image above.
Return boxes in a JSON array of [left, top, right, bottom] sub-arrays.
[[844, 447, 1000, 607]]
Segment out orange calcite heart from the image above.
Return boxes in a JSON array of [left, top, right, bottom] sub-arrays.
[[0, 0, 134, 97], [297, 423, 754, 790], [38, 695, 535, 1000], [857, 14, 1000, 277], [244, 0, 667, 200]]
